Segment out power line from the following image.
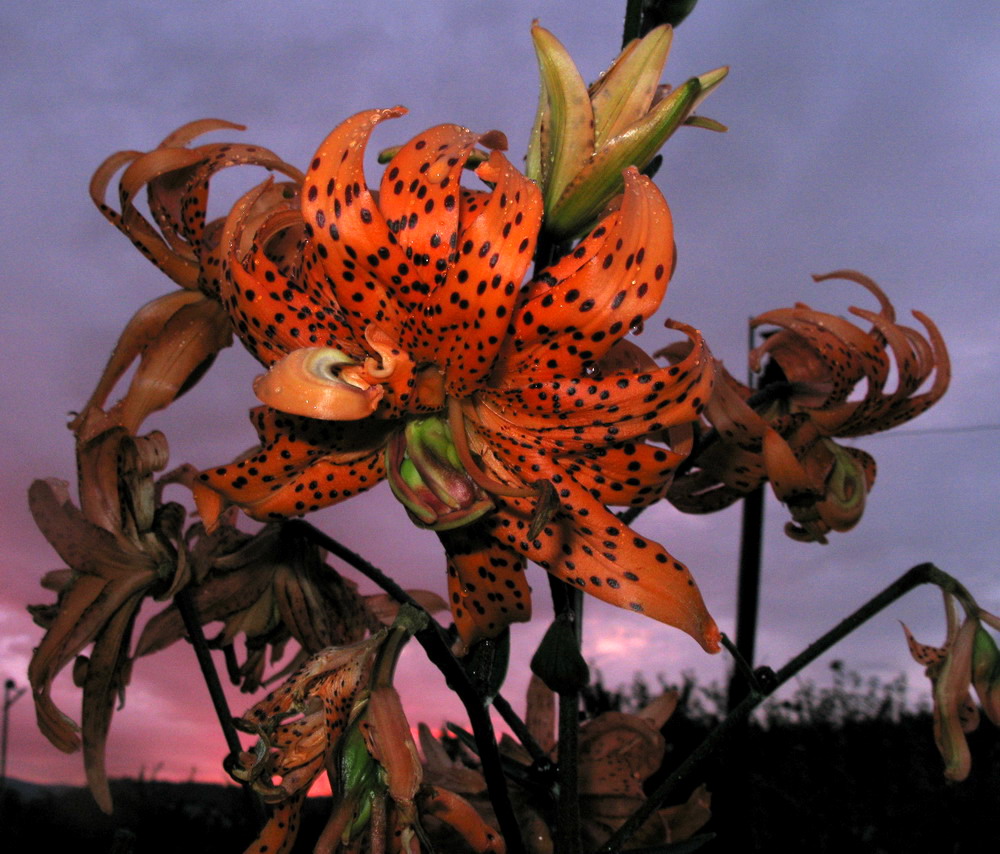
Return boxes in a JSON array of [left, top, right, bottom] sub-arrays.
[[855, 423, 1000, 439]]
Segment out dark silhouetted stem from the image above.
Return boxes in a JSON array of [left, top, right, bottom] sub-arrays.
[[623, 0, 644, 45], [548, 574, 584, 854], [174, 588, 265, 826], [493, 693, 552, 769], [287, 520, 527, 854], [727, 483, 764, 709], [598, 562, 947, 853]]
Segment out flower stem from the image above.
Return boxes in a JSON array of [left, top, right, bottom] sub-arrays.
[[622, 0, 644, 45], [493, 693, 553, 769], [596, 561, 951, 854], [547, 573, 584, 854], [286, 520, 527, 854], [173, 587, 265, 826]]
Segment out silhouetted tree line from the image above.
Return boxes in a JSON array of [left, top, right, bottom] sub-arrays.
[[3, 664, 997, 852]]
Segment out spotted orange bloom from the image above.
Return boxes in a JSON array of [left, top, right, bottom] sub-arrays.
[[668, 271, 949, 542], [196, 107, 719, 653]]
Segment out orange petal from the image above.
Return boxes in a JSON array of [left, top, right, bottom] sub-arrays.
[[375, 122, 484, 285], [253, 347, 384, 420], [490, 479, 720, 653], [501, 168, 673, 380], [417, 150, 543, 396], [220, 180, 362, 367], [198, 407, 390, 522], [301, 107, 410, 337], [438, 523, 532, 648]]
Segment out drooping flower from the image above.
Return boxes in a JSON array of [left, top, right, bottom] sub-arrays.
[[527, 23, 727, 239], [192, 107, 720, 653], [134, 516, 447, 692], [230, 606, 427, 854], [76, 120, 301, 441], [418, 675, 711, 852], [27, 127, 304, 812], [229, 633, 386, 853], [903, 592, 1000, 782], [27, 429, 185, 813], [668, 271, 950, 542]]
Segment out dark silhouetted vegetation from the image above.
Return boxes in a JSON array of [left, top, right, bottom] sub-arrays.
[[582, 663, 1000, 852], [4, 665, 997, 852]]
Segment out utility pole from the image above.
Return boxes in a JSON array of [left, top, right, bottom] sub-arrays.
[[1, 678, 28, 806], [727, 325, 765, 710]]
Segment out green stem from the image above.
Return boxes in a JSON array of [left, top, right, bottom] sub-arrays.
[[597, 562, 950, 854], [623, 0, 645, 45]]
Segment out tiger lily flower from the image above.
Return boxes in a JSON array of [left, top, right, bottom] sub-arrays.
[[193, 107, 720, 654], [902, 593, 980, 782], [903, 592, 1000, 782], [419, 675, 711, 852], [668, 271, 950, 542], [76, 121, 301, 441], [527, 676, 710, 850], [527, 22, 727, 239], [229, 632, 387, 854]]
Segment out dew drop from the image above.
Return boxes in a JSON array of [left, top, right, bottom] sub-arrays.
[[629, 317, 645, 336], [583, 361, 603, 379]]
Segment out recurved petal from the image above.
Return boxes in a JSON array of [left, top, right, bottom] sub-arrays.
[[90, 149, 202, 289], [489, 479, 720, 653], [501, 168, 674, 380], [301, 107, 410, 337], [375, 121, 484, 279], [220, 181, 362, 367], [156, 118, 247, 149], [479, 321, 712, 453], [81, 595, 141, 814], [934, 617, 979, 781], [197, 406, 391, 523], [27, 483, 157, 763], [417, 150, 543, 397], [826, 307, 950, 436], [273, 562, 371, 654], [114, 297, 232, 433], [438, 523, 532, 648], [135, 561, 277, 657], [70, 290, 205, 434], [241, 792, 307, 854], [566, 440, 687, 508], [253, 347, 385, 421], [750, 305, 888, 407]]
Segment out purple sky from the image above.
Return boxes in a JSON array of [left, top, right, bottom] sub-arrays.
[[3, 1, 998, 788]]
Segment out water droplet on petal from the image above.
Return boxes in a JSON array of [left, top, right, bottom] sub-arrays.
[[629, 318, 645, 336], [584, 361, 602, 378]]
